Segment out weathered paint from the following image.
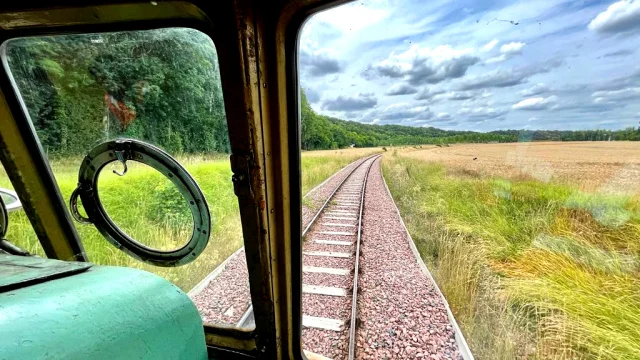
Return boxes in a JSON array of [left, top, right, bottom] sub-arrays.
[[0, 254, 91, 292], [0, 263, 207, 360]]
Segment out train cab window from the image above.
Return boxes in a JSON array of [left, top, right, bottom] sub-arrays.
[[0, 164, 42, 255], [294, 1, 640, 359], [3, 28, 253, 328]]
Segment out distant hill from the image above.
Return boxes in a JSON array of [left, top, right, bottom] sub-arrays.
[[301, 90, 640, 150]]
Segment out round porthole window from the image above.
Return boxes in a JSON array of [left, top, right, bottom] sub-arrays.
[[70, 139, 211, 267], [0, 188, 21, 213]]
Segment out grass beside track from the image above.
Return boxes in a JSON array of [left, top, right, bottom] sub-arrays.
[[382, 152, 640, 360], [0, 148, 380, 291]]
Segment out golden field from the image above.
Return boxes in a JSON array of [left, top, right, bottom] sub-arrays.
[[402, 141, 640, 194], [384, 141, 640, 359]]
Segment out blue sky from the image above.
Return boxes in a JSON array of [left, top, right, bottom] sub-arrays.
[[299, 0, 640, 131]]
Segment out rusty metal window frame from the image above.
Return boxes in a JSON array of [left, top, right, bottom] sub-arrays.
[[0, 1, 263, 358]]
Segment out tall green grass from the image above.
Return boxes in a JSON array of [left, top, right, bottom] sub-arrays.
[[0, 150, 371, 291], [383, 155, 640, 359]]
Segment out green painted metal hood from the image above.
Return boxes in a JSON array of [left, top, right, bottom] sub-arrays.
[[0, 255, 207, 360]]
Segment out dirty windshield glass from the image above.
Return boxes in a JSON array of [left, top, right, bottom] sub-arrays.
[[295, 1, 640, 359], [4, 28, 252, 328]]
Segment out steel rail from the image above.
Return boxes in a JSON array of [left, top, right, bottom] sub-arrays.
[[236, 153, 381, 329], [347, 155, 380, 360], [302, 154, 380, 237]]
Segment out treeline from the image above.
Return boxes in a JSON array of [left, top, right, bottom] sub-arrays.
[[492, 129, 640, 142], [300, 90, 640, 149], [300, 91, 515, 149], [6, 28, 639, 156]]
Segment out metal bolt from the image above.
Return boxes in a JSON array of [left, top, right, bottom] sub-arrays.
[[232, 174, 245, 183]]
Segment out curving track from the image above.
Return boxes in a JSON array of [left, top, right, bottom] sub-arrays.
[[237, 155, 379, 344]]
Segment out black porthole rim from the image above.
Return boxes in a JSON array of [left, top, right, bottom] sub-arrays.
[[0, 194, 7, 239], [73, 138, 211, 267]]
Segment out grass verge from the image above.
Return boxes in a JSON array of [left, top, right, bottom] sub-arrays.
[[382, 154, 640, 360]]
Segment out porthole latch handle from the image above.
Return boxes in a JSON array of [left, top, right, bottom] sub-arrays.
[[112, 150, 128, 177]]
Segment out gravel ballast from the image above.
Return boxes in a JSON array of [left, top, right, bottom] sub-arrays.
[[303, 157, 370, 229], [190, 156, 372, 327], [300, 157, 377, 359], [190, 154, 464, 360], [355, 158, 461, 359]]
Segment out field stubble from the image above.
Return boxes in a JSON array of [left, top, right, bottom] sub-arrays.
[[403, 141, 640, 194]]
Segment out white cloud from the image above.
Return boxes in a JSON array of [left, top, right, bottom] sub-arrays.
[[314, 4, 388, 33], [299, 0, 640, 131], [486, 41, 526, 63], [369, 44, 479, 85], [500, 42, 525, 55], [512, 96, 559, 110], [457, 106, 508, 121], [322, 93, 377, 111], [485, 55, 507, 64], [386, 83, 418, 96], [482, 39, 499, 52], [529, 117, 537, 122], [299, 49, 341, 77], [364, 102, 434, 124], [592, 87, 640, 103], [414, 87, 445, 101], [520, 83, 550, 97], [436, 91, 476, 101], [437, 112, 452, 120], [589, 0, 640, 34]]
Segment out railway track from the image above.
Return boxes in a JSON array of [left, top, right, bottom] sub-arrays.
[[238, 154, 381, 359], [191, 154, 470, 359]]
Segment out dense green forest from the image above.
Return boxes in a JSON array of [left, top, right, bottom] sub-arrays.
[[7, 28, 229, 156], [6, 28, 639, 156]]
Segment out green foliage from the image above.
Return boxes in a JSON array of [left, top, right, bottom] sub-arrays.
[[6, 29, 229, 156]]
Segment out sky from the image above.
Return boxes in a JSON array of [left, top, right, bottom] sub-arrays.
[[299, 0, 640, 131]]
